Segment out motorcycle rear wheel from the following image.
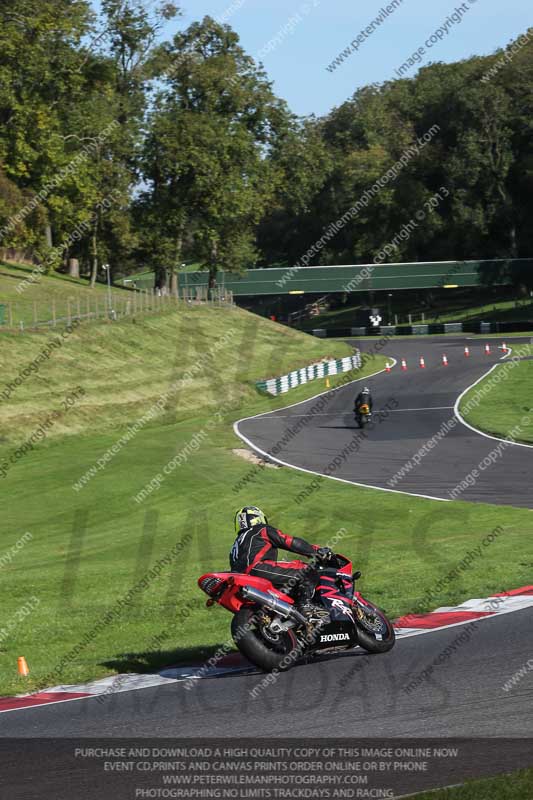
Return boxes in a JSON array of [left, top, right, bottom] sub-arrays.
[[231, 606, 300, 672], [354, 600, 395, 653]]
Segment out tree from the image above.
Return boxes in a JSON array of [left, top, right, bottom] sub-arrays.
[[257, 117, 333, 266], [142, 16, 291, 290], [0, 0, 93, 252], [75, 0, 181, 284]]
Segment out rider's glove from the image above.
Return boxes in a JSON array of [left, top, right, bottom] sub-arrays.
[[315, 546, 333, 563]]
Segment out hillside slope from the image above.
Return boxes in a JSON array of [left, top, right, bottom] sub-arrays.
[[0, 303, 353, 444]]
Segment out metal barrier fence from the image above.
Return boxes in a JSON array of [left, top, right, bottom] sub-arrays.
[[0, 288, 234, 331], [312, 320, 533, 337]]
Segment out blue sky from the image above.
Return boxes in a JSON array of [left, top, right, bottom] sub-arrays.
[[94, 0, 530, 116]]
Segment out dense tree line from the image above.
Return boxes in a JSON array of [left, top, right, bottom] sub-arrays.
[[0, 2, 531, 289]]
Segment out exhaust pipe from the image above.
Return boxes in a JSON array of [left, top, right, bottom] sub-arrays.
[[241, 586, 307, 626]]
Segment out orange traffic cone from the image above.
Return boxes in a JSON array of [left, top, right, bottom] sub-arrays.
[[464, 346, 470, 357], [401, 359, 407, 371], [485, 343, 491, 355], [17, 656, 29, 677], [419, 356, 426, 369], [385, 362, 391, 373], [502, 342, 508, 352], [442, 354, 449, 366]]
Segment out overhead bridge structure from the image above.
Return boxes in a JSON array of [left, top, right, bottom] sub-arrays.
[[171, 259, 523, 297]]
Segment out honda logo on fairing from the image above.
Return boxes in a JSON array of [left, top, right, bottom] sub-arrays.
[[320, 633, 350, 642]]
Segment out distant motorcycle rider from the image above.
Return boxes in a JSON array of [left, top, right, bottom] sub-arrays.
[[354, 385, 373, 415], [230, 506, 332, 618]]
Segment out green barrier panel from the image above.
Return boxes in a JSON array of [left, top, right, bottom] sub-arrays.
[[174, 259, 527, 297]]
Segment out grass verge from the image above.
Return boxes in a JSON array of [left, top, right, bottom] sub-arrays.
[[459, 345, 533, 443], [414, 767, 533, 799]]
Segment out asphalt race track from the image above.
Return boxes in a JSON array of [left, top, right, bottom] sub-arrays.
[[2, 607, 533, 738], [236, 336, 533, 508]]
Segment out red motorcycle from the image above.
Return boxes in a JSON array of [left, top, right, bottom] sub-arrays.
[[198, 552, 395, 672]]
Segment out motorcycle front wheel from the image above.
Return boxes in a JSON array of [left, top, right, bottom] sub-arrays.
[[354, 598, 396, 653], [231, 606, 300, 672]]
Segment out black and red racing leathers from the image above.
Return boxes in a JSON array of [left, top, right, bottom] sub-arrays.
[[229, 524, 319, 599]]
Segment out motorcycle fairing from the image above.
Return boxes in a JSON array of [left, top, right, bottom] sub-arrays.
[[198, 571, 295, 614], [315, 571, 355, 622], [312, 620, 358, 650]]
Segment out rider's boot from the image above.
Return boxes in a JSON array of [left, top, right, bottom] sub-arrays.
[[296, 585, 328, 630], [296, 583, 315, 621]]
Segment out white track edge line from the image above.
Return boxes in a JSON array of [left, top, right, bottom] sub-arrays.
[[233, 425, 450, 503], [453, 347, 533, 450], [234, 359, 451, 503], [395, 601, 533, 639], [0, 693, 97, 715], [0, 676, 176, 715], [2, 597, 532, 714], [268, 407, 455, 417]]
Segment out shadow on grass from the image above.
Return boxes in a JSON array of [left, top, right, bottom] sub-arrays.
[[432, 303, 533, 324], [101, 643, 238, 675]]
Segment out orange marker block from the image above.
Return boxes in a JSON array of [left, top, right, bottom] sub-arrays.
[[17, 657, 29, 677]]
